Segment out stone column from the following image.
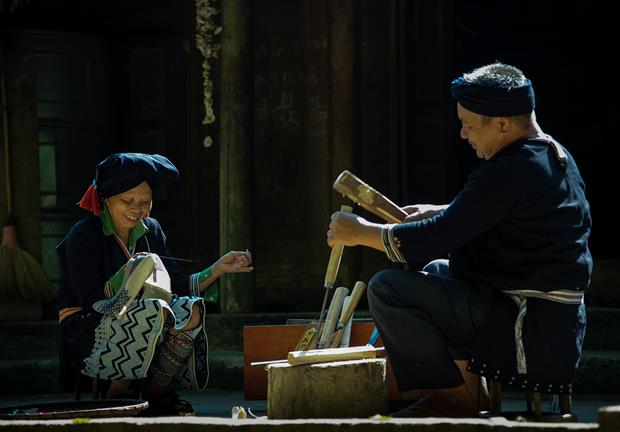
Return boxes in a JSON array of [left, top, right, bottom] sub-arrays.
[[218, 0, 254, 313]]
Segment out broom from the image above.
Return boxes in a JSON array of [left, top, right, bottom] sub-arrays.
[[0, 45, 55, 302]]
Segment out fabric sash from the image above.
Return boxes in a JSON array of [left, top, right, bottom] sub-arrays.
[[503, 289, 585, 374]]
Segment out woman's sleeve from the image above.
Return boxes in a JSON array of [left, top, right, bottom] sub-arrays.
[[58, 229, 108, 310]]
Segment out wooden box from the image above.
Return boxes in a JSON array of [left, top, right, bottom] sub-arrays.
[[243, 322, 406, 400]]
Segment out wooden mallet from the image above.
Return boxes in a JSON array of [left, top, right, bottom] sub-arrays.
[[333, 170, 407, 223]]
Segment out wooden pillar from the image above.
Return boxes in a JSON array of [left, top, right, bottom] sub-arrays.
[[328, 0, 356, 285], [329, 0, 355, 186], [219, 0, 254, 313]]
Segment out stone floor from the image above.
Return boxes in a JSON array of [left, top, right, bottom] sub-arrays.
[[1, 389, 618, 423]]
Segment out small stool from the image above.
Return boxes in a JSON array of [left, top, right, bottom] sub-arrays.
[[479, 380, 576, 422]]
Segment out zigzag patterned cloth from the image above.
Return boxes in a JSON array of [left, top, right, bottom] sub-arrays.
[[82, 259, 209, 390]]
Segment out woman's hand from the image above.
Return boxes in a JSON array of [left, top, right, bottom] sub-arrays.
[[213, 250, 254, 277], [401, 204, 448, 222]]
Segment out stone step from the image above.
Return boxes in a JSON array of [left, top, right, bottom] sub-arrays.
[[0, 357, 59, 396], [0, 415, 606, 431], [2, 349, 619, 397], [0, 321, 59, 360], [573, 351, 620, 395], [583, 308, 620, 351], [0, 307, 616, 357], [0, 351, 244, 396], [1, 309, 619, 396], [0, 311, 374, 357]]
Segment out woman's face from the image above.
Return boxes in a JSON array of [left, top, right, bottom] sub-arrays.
[[105, 181, 153, 235]]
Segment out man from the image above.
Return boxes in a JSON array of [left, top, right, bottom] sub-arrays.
[[327, 62, 592, 417]]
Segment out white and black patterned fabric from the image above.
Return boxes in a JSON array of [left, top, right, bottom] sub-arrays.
[[79, 254, 209, 389]]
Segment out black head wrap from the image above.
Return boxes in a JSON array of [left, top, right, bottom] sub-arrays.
[[451, 76, 535, 117], [94, 153, 179, 198], [78, 153, 179, 215]]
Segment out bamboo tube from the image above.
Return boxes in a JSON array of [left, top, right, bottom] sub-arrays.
[[329, 281, 366, 348], [288, 345, 385, 366], [318, 286, 348, 349]]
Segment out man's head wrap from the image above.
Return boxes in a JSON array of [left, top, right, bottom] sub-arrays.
[[78, 153, 179, 216], [451, 76, 535, 117]]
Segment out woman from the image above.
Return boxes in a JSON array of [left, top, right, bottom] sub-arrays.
[[57, 153, 252, 415]]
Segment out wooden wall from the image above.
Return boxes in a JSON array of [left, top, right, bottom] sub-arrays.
[[247, 0, 405, 311], [1, 0, 617, 314]]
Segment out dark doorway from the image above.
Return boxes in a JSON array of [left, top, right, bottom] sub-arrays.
[[401, 0, 619, 260]]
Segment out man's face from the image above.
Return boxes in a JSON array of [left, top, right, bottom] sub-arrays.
[[106, 181, 153, 235], [457, 104, 503, 160]]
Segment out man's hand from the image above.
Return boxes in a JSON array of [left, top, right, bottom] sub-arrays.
[[327, 211, 371, 247], [401, 204, 448, 222]]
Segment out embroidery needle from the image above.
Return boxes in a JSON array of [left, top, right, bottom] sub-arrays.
[[158, 255, 195, 263]]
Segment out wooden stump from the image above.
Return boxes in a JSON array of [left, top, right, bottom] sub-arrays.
[[267, 358, 388, 419]]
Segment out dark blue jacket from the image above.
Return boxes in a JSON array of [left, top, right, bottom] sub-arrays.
[[393, 138, 592, 292], [57, 215, 190, 312]]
